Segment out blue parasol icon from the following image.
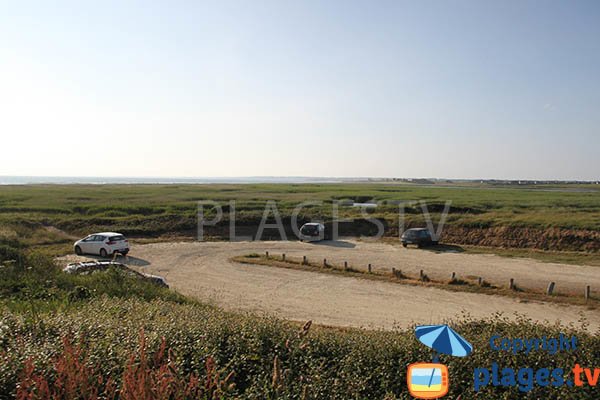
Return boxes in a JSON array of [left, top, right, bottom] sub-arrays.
[[415, 324, 473, 358], [415, 324, 473, 388]]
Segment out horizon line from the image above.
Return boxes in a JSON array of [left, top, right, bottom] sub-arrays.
[[0, 175, 598, 183]]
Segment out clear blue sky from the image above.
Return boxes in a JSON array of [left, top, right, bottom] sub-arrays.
[[1, 1, 599, 180]]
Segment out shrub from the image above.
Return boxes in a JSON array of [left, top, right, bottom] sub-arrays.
[[2, 299, 599, 399], [0, 248, 185, 308], [15, 331, 235, 400]]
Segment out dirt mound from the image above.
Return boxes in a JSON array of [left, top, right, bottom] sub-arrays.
[[199, 223, 599, 252], [439, 226, 600, 252]]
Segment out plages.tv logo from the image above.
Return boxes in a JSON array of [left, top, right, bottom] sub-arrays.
[[408, 324, 473, 399]]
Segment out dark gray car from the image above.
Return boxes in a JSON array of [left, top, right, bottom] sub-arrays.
[[401, 228, 438, 248]]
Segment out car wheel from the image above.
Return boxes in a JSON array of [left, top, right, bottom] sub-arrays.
[[99, 248, 108, 258], [402, 243, 407, 248], [417, 243, 422, 249], [75, 246, 82, 255]]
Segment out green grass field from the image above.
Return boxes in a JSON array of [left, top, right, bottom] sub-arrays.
[[1, 182, 599, 253], [2, 184, 600, 397]]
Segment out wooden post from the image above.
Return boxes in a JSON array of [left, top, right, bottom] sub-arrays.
[[303, 255, 307, 265], [392, 267, 396, 278], [265, 251, 269, 258], [478, 277, 483, 286], [419, 270, 424, 280], [368, 263, 372, 273], [585, 285, 591, 302], [451, 272, 456, 281], [282, 253, 285, 261], [547, 282, 555, 295], [344, 261, 348, 271], [323, 258, 327, 267], [509, 278, 515, 290]]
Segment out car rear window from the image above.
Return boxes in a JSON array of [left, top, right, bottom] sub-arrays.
[[109, 235, 126, 241], [301, 225, 319, 235]]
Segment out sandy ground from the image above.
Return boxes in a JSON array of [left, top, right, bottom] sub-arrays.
[[61, 240, 600, 331]]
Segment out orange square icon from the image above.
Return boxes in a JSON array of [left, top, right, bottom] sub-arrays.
[[407, 362, 449, 399]]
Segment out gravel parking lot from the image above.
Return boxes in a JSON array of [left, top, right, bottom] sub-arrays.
[[62, 239, 600, 331]]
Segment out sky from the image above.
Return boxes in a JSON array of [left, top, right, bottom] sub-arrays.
[[1, 1, 599, 180]]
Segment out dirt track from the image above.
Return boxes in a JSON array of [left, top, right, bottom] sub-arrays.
[[62, 240, 600, 331]]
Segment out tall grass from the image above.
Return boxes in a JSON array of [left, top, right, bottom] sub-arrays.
[[1, 183, 599, 242], [16, 331, 234, 400], [1, 242, 599, 398], [2, 298, 599, 399], [0, 241, 185, 314]]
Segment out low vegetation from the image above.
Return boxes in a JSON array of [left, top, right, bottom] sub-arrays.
[[4, 297, 598, 399], [233, 254, 598, 307], [2, 183, 600, 397], [1, 182, 600, 252], [0, 252, 185, 315], [1, 232, 600, 398]]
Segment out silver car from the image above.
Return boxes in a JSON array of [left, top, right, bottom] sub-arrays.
[[299, 223, 325, 242]]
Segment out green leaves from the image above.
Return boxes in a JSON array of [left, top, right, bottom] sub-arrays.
[[1, 298, 598, 399]]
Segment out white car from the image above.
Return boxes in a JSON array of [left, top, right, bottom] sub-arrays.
[[299, 222, 325, 242], [74, 232, 129, 257]]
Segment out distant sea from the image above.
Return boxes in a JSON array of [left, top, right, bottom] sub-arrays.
[[0, 176, 362, 185]]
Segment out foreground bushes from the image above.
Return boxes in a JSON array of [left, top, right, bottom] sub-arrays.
[[1, 298, 599, 399], [1, 241, 598, 398], [16, 332, 233, 400], [0, 250, 186, 312]]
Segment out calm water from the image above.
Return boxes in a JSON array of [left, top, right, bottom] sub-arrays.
[[0, 176, 357, 185]]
